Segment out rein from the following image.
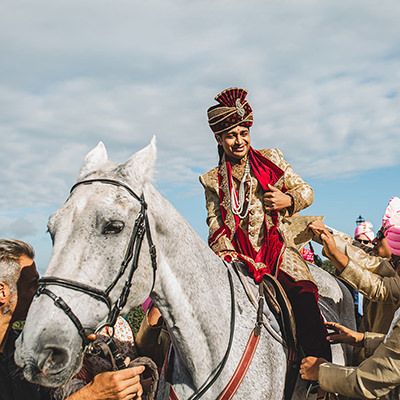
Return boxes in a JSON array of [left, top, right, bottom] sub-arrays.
[[36, 178, 157, 347], [187, 263, 236, 400]]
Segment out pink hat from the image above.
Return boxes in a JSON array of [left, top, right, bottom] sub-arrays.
[[382, 197, 400, 256], [354, 221, 375, 242]]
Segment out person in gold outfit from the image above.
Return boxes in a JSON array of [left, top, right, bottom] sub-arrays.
[[200, 87, 331, 361], [301, 197, 400, 399]]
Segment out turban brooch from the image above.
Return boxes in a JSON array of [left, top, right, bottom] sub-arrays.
[[207, 87, 253, 135]]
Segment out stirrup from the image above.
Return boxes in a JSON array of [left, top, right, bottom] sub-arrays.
[[306, 383, 331, 400], [306, 382, 320, 398]]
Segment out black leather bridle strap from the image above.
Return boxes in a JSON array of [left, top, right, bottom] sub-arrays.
[[105, 201, 146, 296], [70, 178, 142, 203], [107, 204, 147, 327], [38, 277, 112, 309], [144, 211, 158, 289], [37, 286, 92, 346]]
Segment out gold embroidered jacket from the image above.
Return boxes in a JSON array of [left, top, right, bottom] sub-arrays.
[[319, 309, 400, 399], [199, 148, 316, 282], [340, 258, 398, 338], [327, 231, 398, 336]]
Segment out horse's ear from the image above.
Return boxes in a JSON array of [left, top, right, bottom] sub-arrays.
[[78, 142, 109, 179], [121, 136, 157, 184]]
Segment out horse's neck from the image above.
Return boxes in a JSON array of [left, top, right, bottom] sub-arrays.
[[147, 185, 232, 386]]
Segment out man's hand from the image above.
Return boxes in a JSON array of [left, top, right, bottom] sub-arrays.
[[307, 220, 327, 237], [300, 356, 327, 381], [263, 184, 292, 212], [308, 222, 349, 272], [308, 222, 337, 259], [69, 365, 145, 400], [325, 321, 365, 347]]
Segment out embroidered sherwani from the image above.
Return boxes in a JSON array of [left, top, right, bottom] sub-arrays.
[[200, 147, 332, 360], [319, 309, 400, 399], [322, 231, 398, 336], [199, 148, 315, 283]]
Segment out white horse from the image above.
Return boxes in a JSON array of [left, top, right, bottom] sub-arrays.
[[15, 140, 355, 399]]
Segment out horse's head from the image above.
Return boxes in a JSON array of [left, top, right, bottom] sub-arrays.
[[15, 139, 157, 387]]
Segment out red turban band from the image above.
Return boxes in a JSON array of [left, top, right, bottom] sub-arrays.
[[207, 87, 254, 135]]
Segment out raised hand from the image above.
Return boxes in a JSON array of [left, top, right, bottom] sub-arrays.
[[325, 321, 365, 347], [311, 224, 337, 259], [308, 222, 349, 271], [308, 220, 329, 237]]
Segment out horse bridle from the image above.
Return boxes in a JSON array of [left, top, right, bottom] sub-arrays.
[[36, 178, 157, 347]]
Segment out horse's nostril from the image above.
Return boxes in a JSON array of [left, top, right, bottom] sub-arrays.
[[23, 358, 38, 382], [51, 347, 67, 365], [38, 346, 70, 374]]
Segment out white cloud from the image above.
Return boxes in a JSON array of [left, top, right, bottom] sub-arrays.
[[0, 216, 38, 238], [0, 0, 399, 248]]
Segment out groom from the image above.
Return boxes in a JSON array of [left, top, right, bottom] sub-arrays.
[[200, 87, 331, 362]]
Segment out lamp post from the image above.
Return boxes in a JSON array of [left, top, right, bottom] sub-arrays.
[[356, 215, 365, 226], [355, 215, 366, 320]]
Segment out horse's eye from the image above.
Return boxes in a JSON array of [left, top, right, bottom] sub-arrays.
[[102, 220, 125, 234]]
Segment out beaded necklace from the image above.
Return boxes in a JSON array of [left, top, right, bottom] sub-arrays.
[[230, 158, 252, 219]]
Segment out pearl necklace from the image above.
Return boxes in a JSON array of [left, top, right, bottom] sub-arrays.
[[230, 159, 252, 218]]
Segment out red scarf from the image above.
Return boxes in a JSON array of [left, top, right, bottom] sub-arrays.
[[214, 148, 285, 282]]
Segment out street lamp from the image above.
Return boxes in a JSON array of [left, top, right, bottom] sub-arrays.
[[356, 215, 365, 226]]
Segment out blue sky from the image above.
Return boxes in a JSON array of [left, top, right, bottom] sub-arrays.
[[0, 0, 399, 272]]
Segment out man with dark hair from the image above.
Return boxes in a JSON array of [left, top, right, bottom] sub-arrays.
[[200, 87, 331, 362]]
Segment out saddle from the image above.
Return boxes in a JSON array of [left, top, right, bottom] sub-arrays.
[[233, 262, 299, 399], [262, 274, 297, 362], [234, 263, 297, 354]]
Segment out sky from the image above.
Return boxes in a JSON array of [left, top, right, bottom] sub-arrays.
[[0, 0, 399, 272]]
